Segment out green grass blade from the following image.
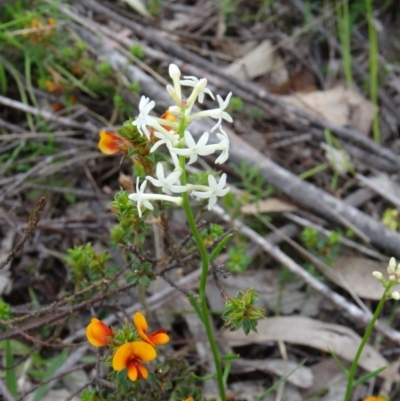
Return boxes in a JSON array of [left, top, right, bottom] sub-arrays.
[[0, 61, 7, 94], [0, 56, 35, 131], [32, 349, 69, 401], [365, 0, 380, 143], [5, 339, 18, 397], [51, 62, 98, 98]]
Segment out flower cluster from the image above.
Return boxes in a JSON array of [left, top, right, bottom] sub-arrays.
[[372, 257, 400, 300], [127, 64, 232, 217], [86, 311, 169, 381]]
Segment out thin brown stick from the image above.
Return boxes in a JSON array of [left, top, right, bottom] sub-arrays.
[[0, 197, 46, 270]]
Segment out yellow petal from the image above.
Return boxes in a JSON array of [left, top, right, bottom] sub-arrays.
[[133, 311, 148, 333], [130, 341, 157, 362], [112, 343, 132, 371]]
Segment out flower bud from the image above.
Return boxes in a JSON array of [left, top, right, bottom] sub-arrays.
[[86, 318, 113, 347], [388, 257, 397, 275], [391, 291, 400, 300], [169, 64, 181, 80], [372, 271, 383, 280]]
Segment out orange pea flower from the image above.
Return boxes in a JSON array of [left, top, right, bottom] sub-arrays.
[[86, 318, 114, 347], [362, 397, 387, 401], [98, 130, 131, 155], [112, 341, 156, 381], [160, 110, 177, 131], [133, 311, 169, 346]]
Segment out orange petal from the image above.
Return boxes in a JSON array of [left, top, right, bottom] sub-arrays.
[[134, 311, 152, 343], [112, 342, 132, 371], [160, 110, 177, 131], [127, 360, 138, 381], [137, 361, 148, 379], [86, 318, 113, 347], [133, 311, 148, 332], [98, 131, 121, 155], [130, 341, 157, 362], [148, 329, 169, 345]]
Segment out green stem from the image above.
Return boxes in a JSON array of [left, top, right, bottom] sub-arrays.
[[343, 288, 389, 401], [178, 122, 226, 400], [366, 0, 380, 143]]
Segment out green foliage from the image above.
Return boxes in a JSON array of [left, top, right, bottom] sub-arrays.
[[226, 245, 251, 273], [0, 299, 12, 320], [129, 44, 145, 60], [301, 227, 340, 265], [222, 288, 265, 335], [382, 208, 400, 231], [126, 261, 156, 288], [65, 243, 110, 289], [230, 161, 275, 201], [111, 190, 148, 245], [227, 96, 244, 114]]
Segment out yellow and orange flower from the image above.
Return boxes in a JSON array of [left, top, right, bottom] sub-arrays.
[[112, 341, 156, 381], [362, 397, 387, 401], [159, 110, 177, 131], [98, 130, 131, 155], [86, 318, 114, 347], [133, 311, 169, 346]]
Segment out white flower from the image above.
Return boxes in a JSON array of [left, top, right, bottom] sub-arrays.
[[321, 143, 352, 175], [129, 177, 183, 218], [192, 173, 230, 210], [146, 163, 188, 194], [187, 92, 233, 132], [208, 92, 233, 131], [129, 178, 154, 218], [214, 127, 229, 164], [150, 129, 179, 153], [171, 131, 215, 165], [181, 76, 215, 104], [132, 96, 156, 139]]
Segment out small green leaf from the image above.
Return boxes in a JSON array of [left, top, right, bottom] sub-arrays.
[[138, 275, 151, 287]]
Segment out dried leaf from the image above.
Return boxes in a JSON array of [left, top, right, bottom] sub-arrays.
[[224, 316, 400, 381], [226, 40, 288, 81], [330, 256, 393, 300], [120, 0, 152, 19], [232, 359, 313, 388], [281, 87, 375, 134], [241, 198, 297, 215]]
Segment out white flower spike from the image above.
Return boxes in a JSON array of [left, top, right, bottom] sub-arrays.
[[128, 64, 233, 216], [192, 173, 230, 210]]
